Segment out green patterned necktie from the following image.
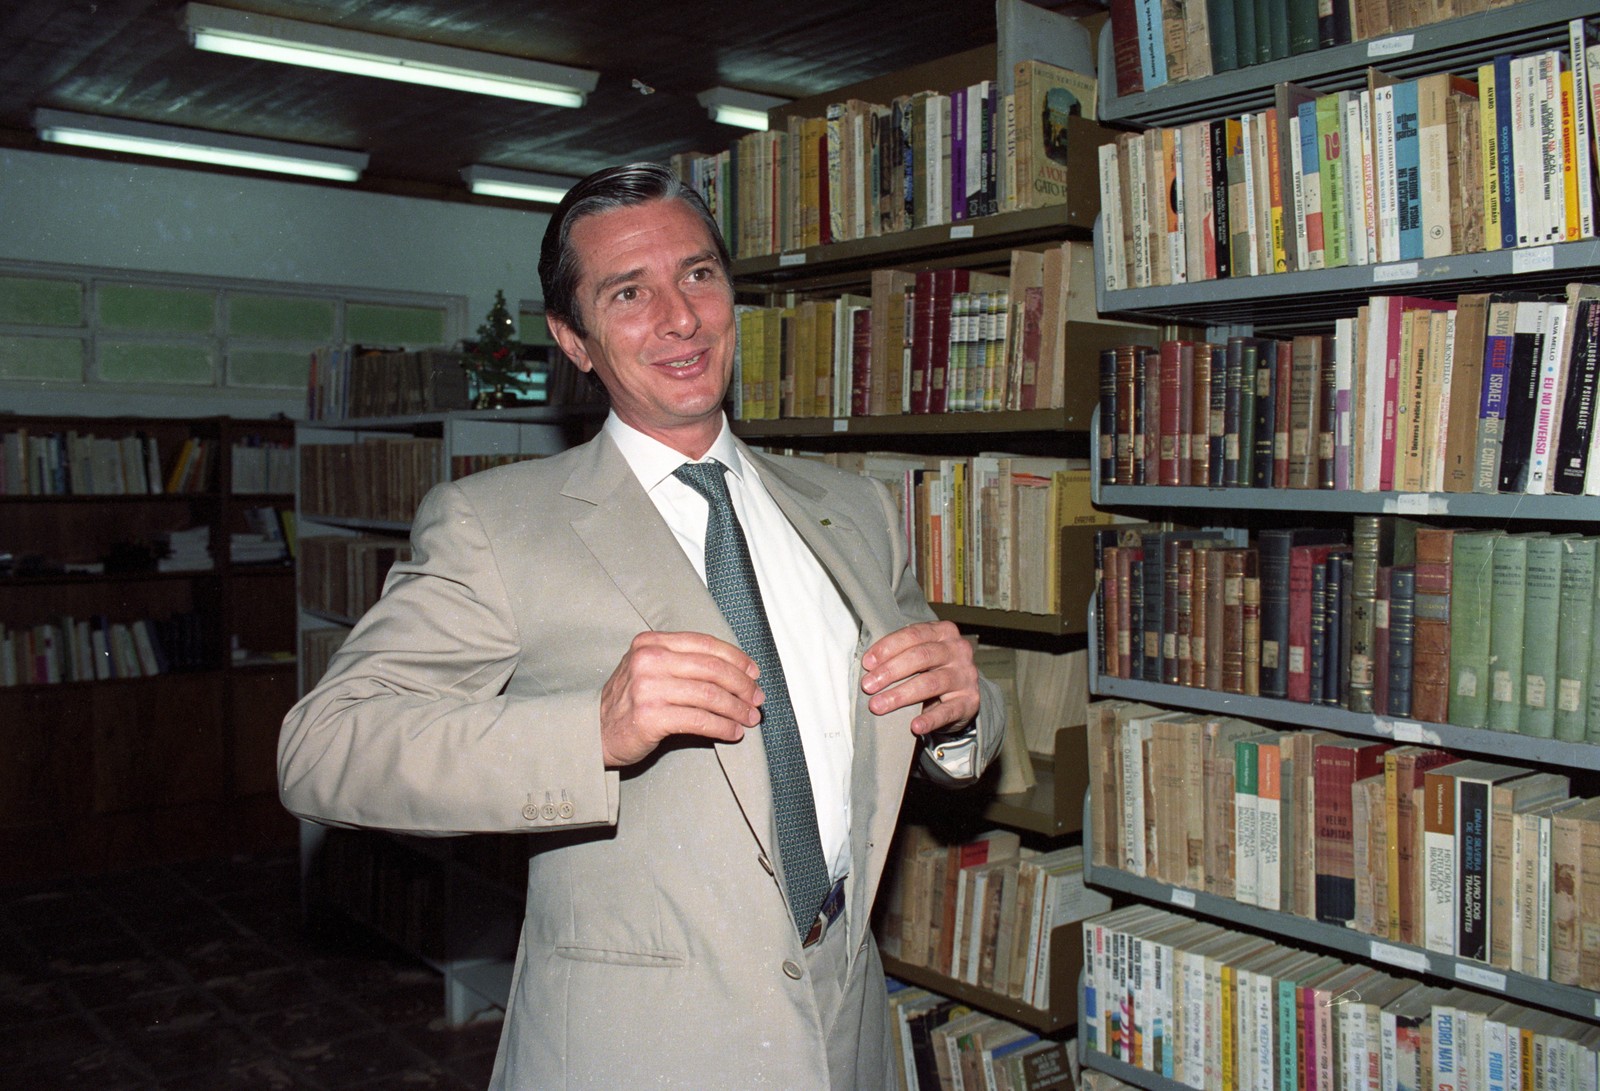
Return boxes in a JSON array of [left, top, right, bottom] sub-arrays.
[[673, 459, 831, 937]]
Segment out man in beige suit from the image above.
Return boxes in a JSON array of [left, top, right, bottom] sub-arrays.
[[280, 163, 1002, 1088]]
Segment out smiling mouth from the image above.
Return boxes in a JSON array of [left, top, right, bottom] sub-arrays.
[[660, 352, 703, 370]]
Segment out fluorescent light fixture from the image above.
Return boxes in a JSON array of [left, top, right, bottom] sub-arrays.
[[696, 86, 789, 131], [184, 2, 599, 108], [462, 165, 576, 204], [34, 108, 369, 181]]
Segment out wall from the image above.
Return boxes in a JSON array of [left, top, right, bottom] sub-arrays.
[[0, 148, 550, 418]]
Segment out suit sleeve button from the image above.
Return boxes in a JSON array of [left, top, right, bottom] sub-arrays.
[[757, 854, 775, 876], [558, 802, 574, 819], [541, 803, 558, 820], [782, 960, 803, 980], [521, 804, 540, 821]]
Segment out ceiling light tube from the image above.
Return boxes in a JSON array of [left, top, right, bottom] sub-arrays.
[[462, 165, 576, 204], [184, 2, 599, 108], [697, 87, 789, 131], [34, 108, 369, 181]]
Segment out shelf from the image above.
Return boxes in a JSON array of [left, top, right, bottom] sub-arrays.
[[0, 491, 216, 503], [1082, 831, 1600, 1022], [1091, 482, 1600, 521], [882, 920, 1082, 1035], [1097, 0, 1591, 127], [931, 603, 1081, 637], [1088, 673, 1600, 772], [1076, 1036, 1188, 1091], [0, 666, 226, 694], [298, 404, 602, 433], [1094, 234, 1600, 330], [300, 607, 361, 628], [734, 406, 1096, 440], [729, 202, 1097, 290], [0, 568, 219, 587], [298, 513, 413, 534]]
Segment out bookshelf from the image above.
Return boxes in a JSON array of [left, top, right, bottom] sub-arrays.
[[0, 414, 298, 881], [292, 403, 600, 1024], [1080, 3, 1600, 1084]]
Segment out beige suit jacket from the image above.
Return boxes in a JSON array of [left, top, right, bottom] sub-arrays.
[[279, 429, 1003, 1088]]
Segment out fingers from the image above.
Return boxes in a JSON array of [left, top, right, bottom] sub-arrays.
[[599, 631, 764, 767], [859, 621, 982, 735]]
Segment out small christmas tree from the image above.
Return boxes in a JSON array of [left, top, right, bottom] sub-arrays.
[[464, 290, 530, 404]]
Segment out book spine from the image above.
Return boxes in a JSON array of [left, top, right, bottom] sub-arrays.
[[1519, 535, 1564, 738], [1456, 776, 1492, 962], [1387, 566, 1417, 719], [1423, 769, 1458, 955]]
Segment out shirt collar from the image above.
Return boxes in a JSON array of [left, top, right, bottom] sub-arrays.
[[603, 410, 747, 492]]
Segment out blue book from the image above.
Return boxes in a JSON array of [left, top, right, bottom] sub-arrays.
[[1493, 54, 1517, 250], [1132, 0, 1168, 90], [1391, 80, 1422, 260], [1297, 101, 1324, 267]]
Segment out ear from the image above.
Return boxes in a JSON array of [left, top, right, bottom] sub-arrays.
[[547, 314, 593, 373]]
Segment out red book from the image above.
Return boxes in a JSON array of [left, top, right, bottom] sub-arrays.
[[849, 307, 873, 418], [1190, 342, 1214, 486], [1313, 739, 1393, 926], [910, 271, 938, 413], [923, 269, 971, 415], [1105, 0, 1145, 95], [1274, 338, 1294, 489], [1287, 544, 1346, 703], [1158, 340, 1184, 485], [1102, 545, 1123, 678], [1379, 298, 1453, 491]]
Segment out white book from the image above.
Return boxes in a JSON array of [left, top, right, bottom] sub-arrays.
[[1335, 316, 1356, 489], [1423, 773, 1458, 956], [1572, 21, 1597, 239], [1239, 113, 1261, 277], [1251, 110, 1272, 277], [1345, 91, 1371, 266], [1373, 85, 1400, 263], [1360, 297, 1392, 491], [1486, 1013, 1511, 1091], [1511, 54, 1537, 246], [1098, 142, 1126, 293], [1120, 715, 1156, 876], [1527, 302, 1571, 493], [1170, 127, 1188, 284], [1358, 89, 1378, 266], [1183, 121, 1208, 283], [1432, 1002, 1460, 1091], [1429, 310, 1459, 491], [1128, 133, 1152, 289], [1534, 50, 1564, 242], [1290, 111, 1309, 270]]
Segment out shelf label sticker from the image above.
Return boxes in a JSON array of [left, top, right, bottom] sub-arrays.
[[1373, 262, 1420, 283], [1395, 493, 1433, 514], [1370, 941, 1430, 974], [778, 252, 807, 267], [1455, 963, 1506, 991], [1387, 719, 1442, 745], [832, 419, 849, 432], [1171, 888, 1197, 909], [1368, 34, 1415, 57], [951, 225, 976, 239], [1513, 247, 1555, 274]]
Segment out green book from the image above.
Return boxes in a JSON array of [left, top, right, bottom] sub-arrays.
[[1554, 538, 1596, 742], [1448, 530, 1503, 729], [1486, 534, 1531, 733], [1518, 535, 1567, 739], [1316, 94, 1347, 270], [1234, 736, 1262, 906]]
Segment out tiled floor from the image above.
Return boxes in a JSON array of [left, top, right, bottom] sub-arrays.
[[0, 854, 502, 1090]]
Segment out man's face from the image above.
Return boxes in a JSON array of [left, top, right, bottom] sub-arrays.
[[548, 198, 736, 458]]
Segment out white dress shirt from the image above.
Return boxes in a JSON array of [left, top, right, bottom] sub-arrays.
[[605, 412, 859, 881]]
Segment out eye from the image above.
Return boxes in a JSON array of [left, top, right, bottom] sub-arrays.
[[614, 286, 638, 302], [687, 266, 717, 282]]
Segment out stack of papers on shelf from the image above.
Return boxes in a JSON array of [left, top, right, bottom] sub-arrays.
[[157, 526, 213, 572]]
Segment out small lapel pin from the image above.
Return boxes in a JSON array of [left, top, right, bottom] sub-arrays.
[[820, 518, 832, 526]]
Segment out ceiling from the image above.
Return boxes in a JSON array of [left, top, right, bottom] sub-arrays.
[[0, 0, 1097, 206]]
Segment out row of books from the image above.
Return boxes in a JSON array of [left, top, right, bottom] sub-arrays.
[[231, 506, 293, 564], [1098, 514, 1600, 740], [0, 612, 206, 686], [306, 347, 472, 422], [879, 826, 1111, 1012], [1100, 28, 1600, 290], [790, 449, 1125, 615], [673, 60, 1101, 261], [1107, 0, 1539, 93], [0, 428, 210, 496], [886, 979, 1077, 1091], [1099, 286, 1600, 497], [1081, 904, 1600, 1091], [229, 438, 295, 494], [297, 535, 412, 623], [448, 452, 545, 479], [298, 438, 442, 525], [731, 244, 1104, 421], [1087, 699, 1599, 983], [299, 625, 349, 690]]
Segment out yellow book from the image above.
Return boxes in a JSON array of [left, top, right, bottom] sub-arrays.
[[1220, 961, 1235, 1089], [1561, 68, 1580, 242], [1478, 63, 1502, 251]]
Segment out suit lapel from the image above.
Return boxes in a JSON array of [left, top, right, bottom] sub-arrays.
[[563, 434, 778, 866], [744, 446, 919, 947]]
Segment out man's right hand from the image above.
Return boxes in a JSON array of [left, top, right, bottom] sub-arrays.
[[599, 631, 765, 767]]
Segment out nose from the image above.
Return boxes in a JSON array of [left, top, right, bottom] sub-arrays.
[[656, 284, 701, 338]]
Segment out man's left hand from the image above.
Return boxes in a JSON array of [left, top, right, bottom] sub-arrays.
[[860, 620, 980, 737]]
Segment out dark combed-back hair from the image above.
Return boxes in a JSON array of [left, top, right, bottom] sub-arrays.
[[537, 162, 731, 339]]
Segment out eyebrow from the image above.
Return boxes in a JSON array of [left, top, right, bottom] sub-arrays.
[[590, 249, 722, 301]]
